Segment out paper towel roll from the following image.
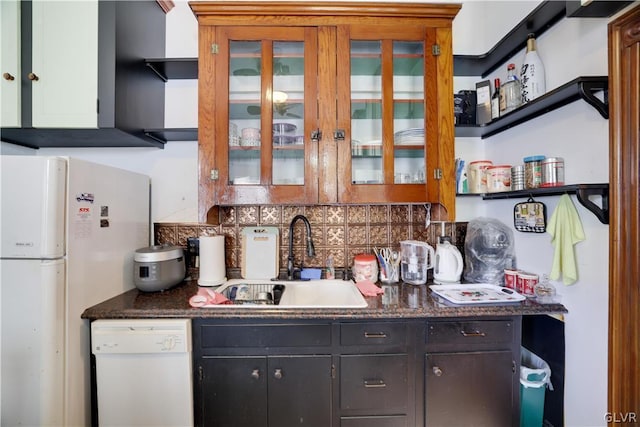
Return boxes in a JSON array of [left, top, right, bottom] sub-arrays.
[[198, 235, 227, 286]]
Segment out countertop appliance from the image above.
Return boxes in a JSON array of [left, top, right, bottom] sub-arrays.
[[91, 319, 193, 426], [433, 238, 464, 284], [463, 217, 516, 285], [1, 156, 150, 426], [134, 245, 185, 292]]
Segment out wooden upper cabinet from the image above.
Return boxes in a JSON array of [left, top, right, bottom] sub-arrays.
[[191, 2, 460, 221]]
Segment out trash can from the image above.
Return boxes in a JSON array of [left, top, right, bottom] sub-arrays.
[[520, 346, 553, 427]]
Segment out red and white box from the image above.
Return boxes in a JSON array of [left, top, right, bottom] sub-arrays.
[[517, 271, 539, 296], [504, 269, 519, 289]]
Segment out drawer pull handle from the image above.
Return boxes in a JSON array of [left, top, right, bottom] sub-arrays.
[[251, 369, 260, 380], [460, 330, 486, 337], [364, 379, 386, 388], [432, 366, 443, 377], [364, 332, 387, 339], [274, 368, 283, 380]]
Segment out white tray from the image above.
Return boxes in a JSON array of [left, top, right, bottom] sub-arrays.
[[429, 284, 525, 305]]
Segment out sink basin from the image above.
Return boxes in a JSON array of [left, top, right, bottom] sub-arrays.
[[214, 279, 368, 308]]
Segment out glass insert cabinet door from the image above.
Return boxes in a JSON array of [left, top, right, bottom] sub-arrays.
[[216, 27, 318, 204], [338, 27, 435, 203]]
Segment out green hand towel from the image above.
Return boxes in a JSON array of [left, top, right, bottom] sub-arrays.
[[547, 194, 585, 285]]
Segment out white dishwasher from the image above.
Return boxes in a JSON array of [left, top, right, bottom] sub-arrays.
[[91, 319, 193, 426]]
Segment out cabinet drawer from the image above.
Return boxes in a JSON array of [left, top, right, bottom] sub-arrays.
[[340, 322, 407, 347], [341, 415, 407, 427], [200, 323, 331, 348], [340, 354, 408, 412], [426, 320, 514, 348]]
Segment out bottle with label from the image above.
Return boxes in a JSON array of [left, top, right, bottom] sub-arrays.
[[491, 78, 501, 120], [520, 33, 546, 103], [499, 63, 522, 115]]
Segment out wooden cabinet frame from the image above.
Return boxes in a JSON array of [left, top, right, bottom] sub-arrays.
[[608, 3, 640, 419], [191, 2, 460, 222]]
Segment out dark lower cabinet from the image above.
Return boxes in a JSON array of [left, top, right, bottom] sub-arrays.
[[193, 317, 522, 427], [200, 357, 267, 427], [424, 318, 521, 427], [198, 355, 332, 427], [194, 320, 333, 427], [425, 351, 515, 427], [268, 355, 332, 426]]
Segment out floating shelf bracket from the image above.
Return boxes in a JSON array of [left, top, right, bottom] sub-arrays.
[[575, 184, 609, 225], [579, 80, 609, 119]]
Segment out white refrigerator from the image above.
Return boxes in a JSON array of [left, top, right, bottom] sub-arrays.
[[1, 156, 150, 427]]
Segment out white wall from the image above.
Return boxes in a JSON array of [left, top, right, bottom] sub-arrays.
[[454, 4, 611, 426], [1, 2, 613, 424]]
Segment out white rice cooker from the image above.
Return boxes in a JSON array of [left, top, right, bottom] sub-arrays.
[[134, 245, 186, 292]]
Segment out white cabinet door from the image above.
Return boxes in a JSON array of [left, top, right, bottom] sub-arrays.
[[1, 0, 20, 127], [31, 0, 99, 128]]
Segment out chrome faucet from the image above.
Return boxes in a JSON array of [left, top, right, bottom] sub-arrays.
[[287, 214, 315, 280]]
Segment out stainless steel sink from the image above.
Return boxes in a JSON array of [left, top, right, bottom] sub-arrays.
[[214, 279, 368, 308]]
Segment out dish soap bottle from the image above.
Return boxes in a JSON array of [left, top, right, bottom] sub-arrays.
[[520, 33, 546, 103]]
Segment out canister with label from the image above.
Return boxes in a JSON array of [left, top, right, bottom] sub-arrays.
[[541, 157, 565, 187], [467, 160, 493, 193], [352, 254, 378, 283], [524, 155, 544, 189], [486, 165, 512, 192]]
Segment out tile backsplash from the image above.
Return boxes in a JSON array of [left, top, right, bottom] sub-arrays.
[[155, 204, 467, 277]]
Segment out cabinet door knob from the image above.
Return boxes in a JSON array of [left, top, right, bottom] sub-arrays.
[[28, 73, 39, 81], [3, 73, 14, 81], [273, 368, 283, 380], [333, 129, 345, 141], [251, 369, 260, 380], [432, 366, 443, 377]]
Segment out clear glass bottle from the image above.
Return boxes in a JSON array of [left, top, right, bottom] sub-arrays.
[[520, 33, 546, 103], [499, 63, 522, 115]]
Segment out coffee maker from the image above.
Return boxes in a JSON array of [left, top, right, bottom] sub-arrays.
[[463, 217, 516, 285]]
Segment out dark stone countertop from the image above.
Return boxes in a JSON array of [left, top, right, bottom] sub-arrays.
[[81, 279, 567, 320]]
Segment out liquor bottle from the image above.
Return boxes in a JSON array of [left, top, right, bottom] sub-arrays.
[[491, 78, 501, 120], [499, 63, 521, 115], [520, 33, 546, 103]]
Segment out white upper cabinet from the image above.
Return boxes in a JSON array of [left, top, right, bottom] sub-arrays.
[[31, 1, 99, 128], [1, 0, 20, 128], [1, 1, 167, 149]]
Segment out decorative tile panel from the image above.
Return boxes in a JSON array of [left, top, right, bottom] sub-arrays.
[[369, 225, 389, 246], [176, 225, 200, 246], [260, 206, 281, 224], [390, 205, 410, 223], [347, 225, 367, 246], [155, 204, 467, 274], [369, 205, 388, 223], [237, 206, 258, 224], [347, 206, 366, 224], [326, 226, 345, 247], [326, 206, 345, 224], [219, 207, 236, 225]]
